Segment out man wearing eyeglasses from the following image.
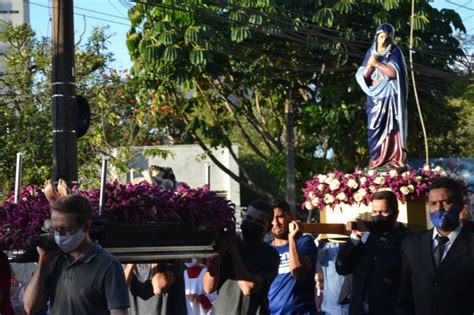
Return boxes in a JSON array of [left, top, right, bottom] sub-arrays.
[[397, 177, 473, 315], [24, 194, 130, 315], [336, 190, 409, 315]]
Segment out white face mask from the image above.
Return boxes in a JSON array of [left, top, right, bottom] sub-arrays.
[[54, 228, 85, 253], [185, 258, 198, 268]]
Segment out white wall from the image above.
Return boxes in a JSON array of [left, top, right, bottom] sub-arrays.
[[114, 144, 241, 207]]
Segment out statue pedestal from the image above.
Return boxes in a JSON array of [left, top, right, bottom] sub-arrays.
[[320, 198, 429, 232]]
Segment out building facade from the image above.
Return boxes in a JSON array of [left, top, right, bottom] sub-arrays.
[[0, 0, 30, 75]]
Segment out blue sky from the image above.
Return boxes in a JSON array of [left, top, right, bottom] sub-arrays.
[[29, 0, 474, 70]]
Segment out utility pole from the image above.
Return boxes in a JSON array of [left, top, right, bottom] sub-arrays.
[[285, 91, 296, 215], [51, 0, 77, 185]]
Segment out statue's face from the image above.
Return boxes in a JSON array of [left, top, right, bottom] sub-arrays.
[[377, 32, 390, 48]]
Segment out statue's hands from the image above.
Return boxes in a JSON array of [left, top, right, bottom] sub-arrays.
[[368, 55, 378, 68]]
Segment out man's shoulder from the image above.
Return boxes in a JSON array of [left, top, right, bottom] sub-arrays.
[[87, 244, 122, 269], [297, 234, 315, 245], [402, 229, 431, 249]]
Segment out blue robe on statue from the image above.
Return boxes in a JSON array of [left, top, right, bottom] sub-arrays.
[[356, 39, 408, 168]]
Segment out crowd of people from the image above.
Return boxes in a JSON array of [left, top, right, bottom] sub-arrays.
[[0, 175, 472, 315]]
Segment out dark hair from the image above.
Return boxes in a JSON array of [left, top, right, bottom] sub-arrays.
[[150, 165, 176, 182], [429, 176, 465, 209], [271, 198, 291, 214], [248, 200, 273, 217], [372, 190, 398, 213], [50, 195, 93, 226]]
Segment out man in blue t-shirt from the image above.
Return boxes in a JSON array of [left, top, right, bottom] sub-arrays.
[[268, 199, 318, 315]]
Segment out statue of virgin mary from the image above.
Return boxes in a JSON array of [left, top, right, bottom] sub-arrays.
[[355, 23, 408, 168]]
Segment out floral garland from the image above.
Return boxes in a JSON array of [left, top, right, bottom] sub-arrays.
[[0, 181, 235, 250], [302, 166, 465, 211]]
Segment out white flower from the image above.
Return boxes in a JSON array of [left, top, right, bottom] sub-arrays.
[[347, 178, 358, 189], [408, 184, 415, 192], [344, 174, 350, 178], [402, 171, 411, 178], [400, 186, 410, 195], [423, 164, 431, 171], [367, 170, 376, 176], [354, 193, 364, 203], [324, 177, 332, 184], [308, 192, 315, 200], [317, 184, 326, 191], [389, 169, 398, 178], [415, 176, 422, 181], [434, 166, 443, 173], [304, 201, 314, 210], [329, 179, 341, 191], [440, 171, 447, 177], [373, 176, 385, 185], [311, 197, 320, 207], [358, 188, 368, 197], [359, 177, 367, 185], [323, 194, 335, 204], [336, 192, 347, 201], [317, 174, 327, 182], [356, 169, 363, 175], [369, 185, 378, 193], [328, 172, 336, 179]]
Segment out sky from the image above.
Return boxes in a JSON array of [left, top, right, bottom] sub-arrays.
[[28, 0, 474, 70]]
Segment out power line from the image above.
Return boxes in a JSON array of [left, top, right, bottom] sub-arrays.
[[26, 0, 132, 27], [446, 0, 474, 11], [130, 0, 468, 80]]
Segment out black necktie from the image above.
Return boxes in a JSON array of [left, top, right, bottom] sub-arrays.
[[433, 235, 449, 268]]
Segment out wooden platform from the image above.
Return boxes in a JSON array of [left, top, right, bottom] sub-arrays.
[[306, 198, 429, 237]]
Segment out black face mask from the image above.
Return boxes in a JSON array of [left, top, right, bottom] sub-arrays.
[[371, 215, 395, 235], [241, 221, 265, 243]]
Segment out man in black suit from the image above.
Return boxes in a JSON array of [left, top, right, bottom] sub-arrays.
[[397, 176, 473, 315], [336, 190, 409, 315]]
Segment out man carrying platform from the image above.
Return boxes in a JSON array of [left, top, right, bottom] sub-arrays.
[[24, 195, 129, 315], [203, 200, 280, 314], [397, 177, 474, 315], [336, 190, 409, 315], [268, 198, 319, 314]]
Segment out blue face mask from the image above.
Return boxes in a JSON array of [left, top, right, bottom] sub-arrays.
[[429, 208, 462, 231], [54, 228, 85, 253]]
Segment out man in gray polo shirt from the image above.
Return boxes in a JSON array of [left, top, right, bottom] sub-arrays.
[[24, 194, 129, 315]]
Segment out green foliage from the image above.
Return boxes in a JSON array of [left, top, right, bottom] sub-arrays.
[[125, 0, 469, 199], [0, 23, 52, 196], [0, 24, 161, 195]]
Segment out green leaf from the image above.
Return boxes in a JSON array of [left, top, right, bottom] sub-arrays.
[[231, 26, 251, 42], [184, 26, 199, 43], [158, 32, 177, 45], [162, 46, 180, 62], [249, 14, 263, 25], [190, 47, 205, 65]]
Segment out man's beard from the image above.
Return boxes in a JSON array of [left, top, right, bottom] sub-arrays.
[[273, 229, 289, 240]]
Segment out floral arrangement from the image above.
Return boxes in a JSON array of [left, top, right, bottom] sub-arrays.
[[0, 185, 51, 250], [0, 181, 235, 250], [302, 166, 465, 211]]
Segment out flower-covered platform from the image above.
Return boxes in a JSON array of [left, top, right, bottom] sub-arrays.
[[0, 181, 235, 262], [302, 166, 464, 233]]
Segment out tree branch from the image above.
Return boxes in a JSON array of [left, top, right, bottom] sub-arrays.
[[183, 115, 273, 200], [204, 76, 269, 160]]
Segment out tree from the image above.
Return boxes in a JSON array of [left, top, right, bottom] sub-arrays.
[[0, 24, 52, 195], [0, 23, 151, 196], [126, 0, 469, 202]]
